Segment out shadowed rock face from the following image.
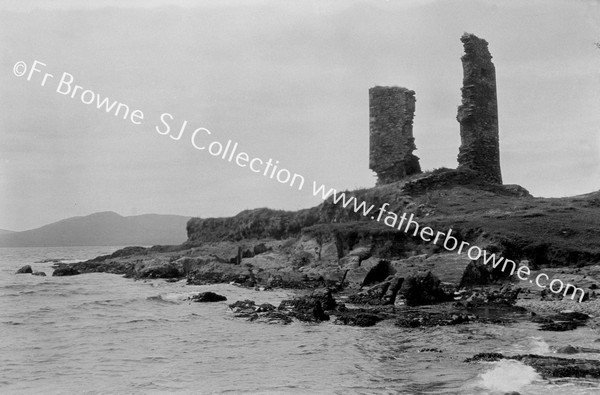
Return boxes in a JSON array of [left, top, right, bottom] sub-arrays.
[[369, 86, 421, 185], [16, 265, 33, 274], [457, 33, 502, 184]]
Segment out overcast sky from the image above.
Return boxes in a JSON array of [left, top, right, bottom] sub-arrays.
[[1, 0, 599, 231]]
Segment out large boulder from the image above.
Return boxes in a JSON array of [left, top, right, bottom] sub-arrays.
[[16, 265, 33, 274], [400, 271, 449, 306], [190, 292, 227, 302]]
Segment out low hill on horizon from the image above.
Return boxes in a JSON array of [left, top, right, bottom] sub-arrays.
[[0, 212, 190, 247]]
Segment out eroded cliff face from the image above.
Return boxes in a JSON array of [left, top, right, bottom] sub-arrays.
[[369, 86, 421, 185], [457, 33, 502, 184], [184, 207, 320, 244]]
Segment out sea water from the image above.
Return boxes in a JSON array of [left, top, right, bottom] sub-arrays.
[[1, 246, 600, 394]]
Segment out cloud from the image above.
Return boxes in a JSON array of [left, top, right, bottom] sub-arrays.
[[1, 0, 599, 230], [0, 0, 439, 12]]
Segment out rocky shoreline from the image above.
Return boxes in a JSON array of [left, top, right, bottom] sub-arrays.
[[15, 176, 600, 382]]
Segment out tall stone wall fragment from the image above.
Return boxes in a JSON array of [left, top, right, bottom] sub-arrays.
[[457, 33, 502, 184], [369, 86, 421, 185]]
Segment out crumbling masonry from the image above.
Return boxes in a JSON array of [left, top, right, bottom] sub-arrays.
[[369, 33, 502, 186], [456, 33, 502, 184], [369, 86, 421, 185]]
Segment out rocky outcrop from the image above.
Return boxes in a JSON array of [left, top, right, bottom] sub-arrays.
[[455, 285, 522, 308], [228, 290, 392, 327], [229, 290, 338, 324], [32, 271, 46, 276], [52, 266, 80, 276], [535, 311, 589, 331], [369, 86, 421, 185], [16, 265, 33, 274], [229, 300, 293, 324], [396, 309, 474, 328], [347, 276, 404, 306], [135, 260, 180, 279], [456, 33, 502, 184], [190, 292, 227, 302], [556, 345, 579, 354], [59, 183, 600, 290], [278, 294, 331, 322], [400, 271, 450, 306], [555, 345, 600, 354]]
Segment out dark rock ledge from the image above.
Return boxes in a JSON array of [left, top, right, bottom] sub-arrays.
[[226, 284, 530, 328], [52, 266, 81, 276], [190, 292, 227, 302]]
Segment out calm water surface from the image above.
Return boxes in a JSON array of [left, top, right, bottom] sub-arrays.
[[1, 246, 600, 394]]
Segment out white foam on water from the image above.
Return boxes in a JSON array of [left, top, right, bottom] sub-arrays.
[[478, 359, 542, 393], [159, 292, 194, 303], [529, 337, 551, 354]]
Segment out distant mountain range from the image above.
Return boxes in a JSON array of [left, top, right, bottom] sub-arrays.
[[0, 212, 191, 247]]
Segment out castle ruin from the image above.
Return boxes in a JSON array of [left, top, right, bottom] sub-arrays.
[[456, 33, 502, 184], [369, 33, 502, 186], [369, 86, 421, 185]]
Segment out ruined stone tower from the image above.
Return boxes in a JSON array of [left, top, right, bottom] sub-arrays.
[[369, 86, 421, 185], [456, 33, 502, 184]]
